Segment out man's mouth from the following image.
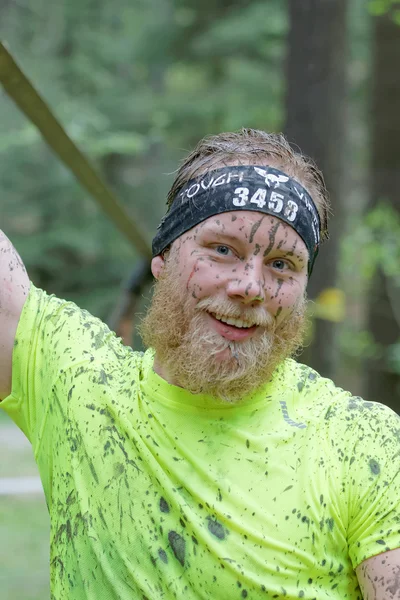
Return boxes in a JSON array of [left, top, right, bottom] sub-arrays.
[[212, 313, 257, 329], [206, 312, 259, 342]]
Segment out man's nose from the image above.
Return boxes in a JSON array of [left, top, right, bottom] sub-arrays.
[[225, 262, 265, 304]]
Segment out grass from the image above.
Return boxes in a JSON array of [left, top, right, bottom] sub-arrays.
[[0, 497, 49, 600], [0, 415, 50, 600]]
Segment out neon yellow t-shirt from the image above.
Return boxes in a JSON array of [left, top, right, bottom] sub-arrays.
[[2, 284, 400, 600]]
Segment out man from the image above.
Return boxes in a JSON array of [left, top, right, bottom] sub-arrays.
[[0, 128, 399, 599]]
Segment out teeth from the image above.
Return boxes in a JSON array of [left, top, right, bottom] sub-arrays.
[[213, 313, 255, 328]]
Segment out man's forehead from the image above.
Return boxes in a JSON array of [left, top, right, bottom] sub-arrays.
[[193, 211, 308, 252]]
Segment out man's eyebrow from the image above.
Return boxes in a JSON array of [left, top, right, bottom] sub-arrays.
[[200, 227, 243, 243], [274, 241, 308, 255]]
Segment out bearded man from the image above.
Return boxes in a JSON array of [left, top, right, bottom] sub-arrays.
[[1, 129, 399, 599]]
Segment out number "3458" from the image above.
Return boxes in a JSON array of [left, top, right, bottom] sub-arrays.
[[232, 187, 298, 222]]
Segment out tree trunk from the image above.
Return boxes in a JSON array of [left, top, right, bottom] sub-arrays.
[[284, 0, 349, 379], [365, 9, 400, 411]]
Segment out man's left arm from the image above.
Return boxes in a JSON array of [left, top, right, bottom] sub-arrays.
[[341, 400, 400, 598], [356, 547, 400, 598]]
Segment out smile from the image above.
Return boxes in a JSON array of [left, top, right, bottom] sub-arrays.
[[211, 313, 257, 329]]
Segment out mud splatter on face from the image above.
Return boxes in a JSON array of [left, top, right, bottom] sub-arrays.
[[263, 221, 281, 258], [249, 216, 265, 244], [274, 279, 284, 299]]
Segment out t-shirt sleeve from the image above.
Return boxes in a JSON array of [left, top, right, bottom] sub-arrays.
[[1, 283, 126, 449], [345, 399, 400, 567]]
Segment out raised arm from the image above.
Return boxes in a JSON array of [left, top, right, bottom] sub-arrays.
[[0, 230, 30, 400], [356, 548, 400, 599]]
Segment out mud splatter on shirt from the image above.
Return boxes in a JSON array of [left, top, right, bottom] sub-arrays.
[[2, 284, 400, 599]]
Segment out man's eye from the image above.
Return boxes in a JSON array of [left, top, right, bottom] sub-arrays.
[[271, 259, 289, 271], [215, 245, 231, 256]]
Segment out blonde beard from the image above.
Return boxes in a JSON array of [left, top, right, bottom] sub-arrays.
[[140, 259, 307, 403]]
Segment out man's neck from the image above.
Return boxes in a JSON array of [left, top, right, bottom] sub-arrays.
[[152, 355, 183, 388]]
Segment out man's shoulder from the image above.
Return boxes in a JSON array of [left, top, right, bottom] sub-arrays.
[[20, 283, 144, 374], [278, 358, 400, 431], [276, 358, 340, 401]]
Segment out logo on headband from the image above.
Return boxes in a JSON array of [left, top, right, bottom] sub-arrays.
[[254, 167, 289, 188]]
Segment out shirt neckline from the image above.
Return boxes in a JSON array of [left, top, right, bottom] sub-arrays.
[[141, 348, 283, 411]]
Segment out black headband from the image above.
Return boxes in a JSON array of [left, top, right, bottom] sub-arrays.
[[153, 165, 321, 275]]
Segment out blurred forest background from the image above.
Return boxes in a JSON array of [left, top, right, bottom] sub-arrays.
[[1, 0, 400, 595]]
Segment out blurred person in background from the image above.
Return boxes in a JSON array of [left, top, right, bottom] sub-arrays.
[[0, 129, 399, 599]]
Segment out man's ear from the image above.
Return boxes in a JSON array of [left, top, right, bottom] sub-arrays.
[[151, 255, 165, 280]]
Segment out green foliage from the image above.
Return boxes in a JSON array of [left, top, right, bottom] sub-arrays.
[[343, 203, 400, 283], [339, 329, 382, 361], [368, 0, 400, 24], [388, 342, 400, 371], [0, 0, 286, 319], [340, 203, 400, 371], [368, 0, 394, 16]]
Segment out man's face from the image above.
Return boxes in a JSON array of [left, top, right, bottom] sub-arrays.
[[141, 210, 309, 401]]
